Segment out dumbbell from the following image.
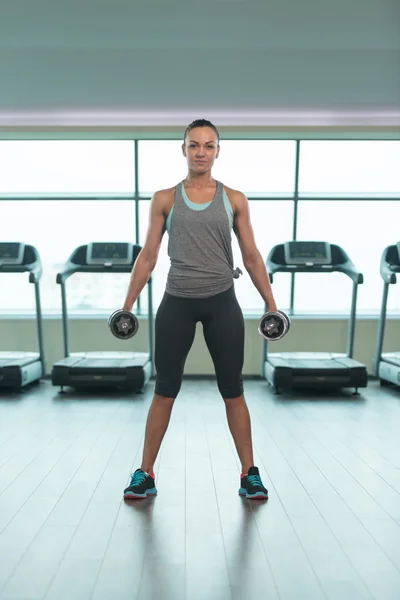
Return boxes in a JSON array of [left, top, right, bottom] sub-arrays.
[[108, 310, 139, 340], [258, 310, 290, 341]]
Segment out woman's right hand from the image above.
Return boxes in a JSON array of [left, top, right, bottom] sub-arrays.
[[122, 302, 134, 313]]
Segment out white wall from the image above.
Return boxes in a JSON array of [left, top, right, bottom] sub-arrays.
[[1, 317, 399, 378]]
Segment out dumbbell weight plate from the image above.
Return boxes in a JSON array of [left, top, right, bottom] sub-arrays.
[[277, 310, 291, 332], [258, 311, 289, 341], [108, 310, 139, 340]]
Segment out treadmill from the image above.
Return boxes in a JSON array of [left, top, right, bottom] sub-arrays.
[[263, 241, 368, 393], [0, 242, 46, 390], [51, 242, 153, 392], [373, 243, 400, 386]]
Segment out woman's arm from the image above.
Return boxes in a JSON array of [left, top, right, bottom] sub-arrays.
[[229, 189, 278, 312], [122, 190, 169, 312]]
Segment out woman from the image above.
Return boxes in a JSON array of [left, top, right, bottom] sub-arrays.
[[122, 119, 278, 500]]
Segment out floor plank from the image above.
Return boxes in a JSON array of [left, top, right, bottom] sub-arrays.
[[0, 379, 400, 599]]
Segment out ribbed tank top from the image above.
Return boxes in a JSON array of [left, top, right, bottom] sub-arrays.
[[165, 180, 236, 298]]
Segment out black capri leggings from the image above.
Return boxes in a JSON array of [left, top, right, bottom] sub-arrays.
[[155, 286, 244, 399]]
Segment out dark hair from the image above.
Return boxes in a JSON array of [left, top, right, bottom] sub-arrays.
[[183, 119, 220, 144]]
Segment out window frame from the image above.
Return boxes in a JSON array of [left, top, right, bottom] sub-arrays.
[[0, 134, 399, 318]]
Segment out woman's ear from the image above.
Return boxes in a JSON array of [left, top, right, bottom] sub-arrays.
[[182, 143, 186, 157]]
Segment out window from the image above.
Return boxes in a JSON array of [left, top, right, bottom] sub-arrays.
[[138, 140, 297, 198], [138, 141, 186, 197], [295, 201, 400, 314], [0, 200, 136, 314], [0, 141, 135, 197], [1, 137, 399, 317], [212, 141, 297, 197], [299, 141, 400, 198], [139, 199, 293, 313]]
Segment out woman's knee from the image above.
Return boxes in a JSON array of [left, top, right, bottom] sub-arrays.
[[155, 373, 182, 399], [217, 376, 244, 400]]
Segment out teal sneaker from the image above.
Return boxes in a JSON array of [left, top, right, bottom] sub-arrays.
[[124, 468, 157, 499], [239, 466, 268, 499]]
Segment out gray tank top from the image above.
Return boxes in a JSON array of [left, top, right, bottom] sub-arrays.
[[165, 180, 238, 298]]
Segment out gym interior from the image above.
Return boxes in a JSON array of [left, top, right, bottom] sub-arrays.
[[1, 2, 400, 599]]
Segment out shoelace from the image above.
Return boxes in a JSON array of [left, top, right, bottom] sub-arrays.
[[248, 474, 263, 488], [130, 470, 147, 486]]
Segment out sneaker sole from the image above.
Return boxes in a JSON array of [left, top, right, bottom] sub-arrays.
[[239, 488, 268, 500], [124, 488, 157, 500]]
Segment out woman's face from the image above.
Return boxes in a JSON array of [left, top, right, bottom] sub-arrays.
[[182, 127, 220, 173]]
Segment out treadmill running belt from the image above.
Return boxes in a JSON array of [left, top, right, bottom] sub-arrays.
[[265, 354, 368, 390], [70, 358, 146, 370], [285, 358, 349, 371], [72, 358, 138, 369], [382, 354, 400, 368], [0, 356, 40, 367]]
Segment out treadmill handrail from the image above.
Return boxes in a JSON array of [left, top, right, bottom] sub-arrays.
[[266, 243, 363, 284], [0, 261, 42, 282], [380, 245, 398, 284], [56, 262, 147, 284], [266, 259, 363, 284], [374, 245, 399, 377], [28, 263, 43, 283], [0, 244, 45, 377], [335, 261, 363, 284], [0, 245, 42, 278]]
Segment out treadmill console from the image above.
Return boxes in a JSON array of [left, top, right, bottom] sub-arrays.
[[284, 241, 331, 265], [86, 242, 133, 266], [0, 242, 25, 265]]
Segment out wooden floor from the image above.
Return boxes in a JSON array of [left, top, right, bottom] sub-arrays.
[[0, 379, 400, 600]]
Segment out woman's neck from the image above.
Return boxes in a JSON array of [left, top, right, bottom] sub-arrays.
[[185, 172, 215, 189]]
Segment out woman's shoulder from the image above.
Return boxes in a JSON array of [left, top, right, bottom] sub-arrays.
[[221, 184, 247, 211], [153, 184, 178, 197], [152, 185, 177, 214]]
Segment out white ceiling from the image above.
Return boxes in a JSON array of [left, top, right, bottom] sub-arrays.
[[0, 0, 399, 127]]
